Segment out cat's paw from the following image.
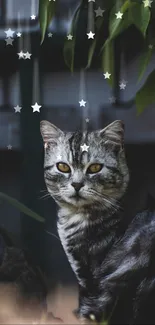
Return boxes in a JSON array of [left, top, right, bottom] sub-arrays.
[[73, 309, 93, 324], [73, 308, 81, 318], [73, 309, 98, 324]]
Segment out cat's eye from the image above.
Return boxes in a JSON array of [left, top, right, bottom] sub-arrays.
[[56, 162, 71, 173], [86, 163, 103, 174]]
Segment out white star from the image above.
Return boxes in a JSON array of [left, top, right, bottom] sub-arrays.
[[5, 28, 15, 38], [79, 100, 87, 107], [115, 11, 123, 19], [89, 314, 96, 321], [7, 145, 12, 150], [85, 118, 90, 123], [24, 51, 32, 59], [67, 34, 73, 40], [103, 72, 111, 79], [87, 31, 95, 39], [94, 7, 105, 17], [14, 105, 22, 113], [31, 102, 41, 113], [48, 32, 53, 37], [5, 37, 14, 45], [17, 50, 25, 59], [109, 96, 116, 104], [81, 143, 89, 152], [149, 44, 153, 49], [31, 15, 36, 20], [143, 0, 153, 7], [119, 81, 127, 90], [16, 32, 22, 37]]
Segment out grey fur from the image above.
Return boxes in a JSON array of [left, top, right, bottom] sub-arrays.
[[40, 120, 155, 324]]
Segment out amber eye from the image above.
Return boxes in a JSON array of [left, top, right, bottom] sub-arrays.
[[56, 162, 71, 173], [87, 163, 103, 174]]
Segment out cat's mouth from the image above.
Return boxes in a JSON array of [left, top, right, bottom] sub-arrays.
[[70, 193, 85, 200]]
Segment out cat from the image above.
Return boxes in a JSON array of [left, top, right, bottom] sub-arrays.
[[40, 119, 155, 324]]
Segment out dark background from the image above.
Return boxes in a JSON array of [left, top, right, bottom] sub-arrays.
[[0, 0, 155, 289]]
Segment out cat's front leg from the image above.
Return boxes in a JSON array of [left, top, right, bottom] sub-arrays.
[[75, 287, 113, 323]]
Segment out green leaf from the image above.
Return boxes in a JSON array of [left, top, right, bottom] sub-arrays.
[[109, 0, 136, 40], [86, 16, 104, 69], [136, 69, 155, 115], [100, 316, 109, 325], [138, 46, 153, 82], [99, 0, 135, 56], [63, 38, 75, 73], [39, 0, 56, 44], [86, 39, 97, 69], [131, 4, 150, 37], [96, 16, 104, 30], [102, 40, 115, 87], [0, 192, 45, 223], [63, 6, 81, 72]]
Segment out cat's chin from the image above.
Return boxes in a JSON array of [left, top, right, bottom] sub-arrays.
[[55, 196, 88, 209], [70, 194, 85, 200], [69, 196, 86, 206]]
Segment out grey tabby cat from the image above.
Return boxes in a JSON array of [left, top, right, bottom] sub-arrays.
[[40, 120, 155, 324]]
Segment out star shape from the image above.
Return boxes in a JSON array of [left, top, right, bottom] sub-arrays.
[[14, 105, 22, 113], [31, 15, 36, 20], [89, 314, 96, 321], [48, 32, 53, 37], [81, 143, 89, 152], [7, 145, 12, 150], [17, 50, 25, 59], [67, 34, 73, 40], [57, 155, 62, 160], [16, 32, 22, 37], [94, 7, 105, 17], [24, 51, 32, 59], [149, 44, 153, 49], [85, 118, 90, 123], [79, 99, 87, 107], [143, 0, 153, 7], [119, 81, 127, 90], [115, 11, 123, 19], [109, 96, 116, 104], [31, 102, 41, 112], [5, 37, 14, 45], [5, 28, 15, 38], [87, 31, 95, 39], [103, 72, 111, 79]]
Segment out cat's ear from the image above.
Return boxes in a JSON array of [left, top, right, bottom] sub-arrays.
[[99, 120, 124, 147], [40, 120, 63, 146]]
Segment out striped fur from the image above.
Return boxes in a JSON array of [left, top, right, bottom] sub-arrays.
[[40, 120, 155, 324]]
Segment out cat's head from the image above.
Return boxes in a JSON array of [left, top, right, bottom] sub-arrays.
[[40, 120, 129, 211]]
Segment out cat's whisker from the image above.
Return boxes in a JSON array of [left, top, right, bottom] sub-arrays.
[[38, 193, 51, 200], [45, 230, 60, 241], [40, 189, 47, 193], [88, 189, 120, 210]]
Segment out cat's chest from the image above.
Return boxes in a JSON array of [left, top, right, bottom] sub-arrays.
[[57, 216, 87, 253], [57, 215, 89, 286], [57, 212, 116, 256]]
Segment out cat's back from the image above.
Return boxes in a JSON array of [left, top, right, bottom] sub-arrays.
[[124, 209, 155, 248]]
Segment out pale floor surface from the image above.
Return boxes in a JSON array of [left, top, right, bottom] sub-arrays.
[[0, 283, 86, 324]]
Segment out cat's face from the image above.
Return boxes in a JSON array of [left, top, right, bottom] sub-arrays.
[[40, 120, 129, 211]]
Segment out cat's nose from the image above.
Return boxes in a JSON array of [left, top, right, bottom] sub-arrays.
[[71, 182, 84, 192]]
